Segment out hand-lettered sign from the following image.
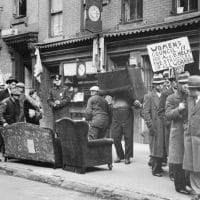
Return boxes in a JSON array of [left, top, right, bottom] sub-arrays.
[[147, 37, 194, 72]]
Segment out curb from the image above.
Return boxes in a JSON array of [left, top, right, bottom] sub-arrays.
[[0, 163, 173, 200]]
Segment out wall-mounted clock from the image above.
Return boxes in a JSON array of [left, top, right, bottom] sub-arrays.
[[88, 5, 101, 22], [77, 62, 86, 78]]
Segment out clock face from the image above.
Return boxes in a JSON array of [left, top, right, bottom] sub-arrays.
[[88, 6, 100, 22], [78, 64, 86, 77]]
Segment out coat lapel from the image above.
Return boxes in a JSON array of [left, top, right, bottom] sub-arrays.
[[151, 90, 160, 108]]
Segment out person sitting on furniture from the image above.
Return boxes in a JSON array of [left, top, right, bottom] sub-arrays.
[[85, 86, 111, 140], [24, 89, 42, 125]]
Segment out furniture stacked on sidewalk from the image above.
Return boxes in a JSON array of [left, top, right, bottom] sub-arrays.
[[56, 117, 113, 174], [1, 122, 62, 168]]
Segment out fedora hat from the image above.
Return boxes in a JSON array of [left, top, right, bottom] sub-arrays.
[[6, 76, 18, 84], [188, 75, 200, 88], [152, 73, 165, 84], [178, 71, 190, 83]]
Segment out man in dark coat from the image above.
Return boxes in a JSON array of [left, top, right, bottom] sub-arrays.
[[166, 71, 190, 194], [0, 76, 18, 102], [85, 86, 111, 140], [158, 75, 177, 179], [183, 75, 200, 199], [0, 88, 21, 126], [143, 73, 165, 177], [47, 74, 71, 130]]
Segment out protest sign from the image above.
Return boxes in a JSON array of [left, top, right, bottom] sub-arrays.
[[147, 37, 194, 72]]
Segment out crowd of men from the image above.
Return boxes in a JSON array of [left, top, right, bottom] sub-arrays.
[[1, 70, 200, 200], [142, 70, 200, 200]]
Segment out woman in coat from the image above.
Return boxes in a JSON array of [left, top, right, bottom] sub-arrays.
[[24, 90, 42, 125], [165, 72, 190, 195], [184, 75, 200, 200]]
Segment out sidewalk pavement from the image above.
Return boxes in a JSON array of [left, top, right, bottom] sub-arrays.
[[0, 143, 191, 200]]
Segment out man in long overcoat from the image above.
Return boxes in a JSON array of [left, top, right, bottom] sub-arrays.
[[158, 76, 177, 178], [183, 75, 200, 199], [143, 73, 165, 177], [165, 71, 190, 195]]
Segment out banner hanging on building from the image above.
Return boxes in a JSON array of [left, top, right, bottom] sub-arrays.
[[147, 37, 194, 72]]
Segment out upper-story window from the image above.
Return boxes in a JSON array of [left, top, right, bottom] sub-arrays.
[[122, 0, 143, 23], [174, 0, 198, 14], [50, 0, 63, 37], [13, 0, 26, 18]]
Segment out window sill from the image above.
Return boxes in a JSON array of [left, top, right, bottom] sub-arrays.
[[11, 16, 28, 26], [165, 11, 200, 23], [122, 19, 143, 24]]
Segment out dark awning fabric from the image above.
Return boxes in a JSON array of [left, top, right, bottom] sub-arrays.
[[103, 16, 200, 38], [36, 34, 95, 49]]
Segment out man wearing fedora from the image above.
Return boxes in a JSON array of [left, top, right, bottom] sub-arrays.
[[183, 75, 200, 200], [158, 73, 178, 179], [47, 74, 72, 130], [143, 73, 165, 176], [166, 71, 191, 194], [0, 76, 18, 102]]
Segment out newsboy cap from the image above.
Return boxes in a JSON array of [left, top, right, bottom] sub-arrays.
[[188, 75, 200, 88], [6, 76, 18, 84], [16, 82, 25, 88]]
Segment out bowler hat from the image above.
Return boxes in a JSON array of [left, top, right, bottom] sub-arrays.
[[188, 75, 200, 88], [152, 73, 165, 84], [178, 71, 190, 83], [11, 88, 21, 96], [6, 76, 18, 84]]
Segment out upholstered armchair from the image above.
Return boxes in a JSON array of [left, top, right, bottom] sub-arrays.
[[2, 122, 62, 168], [56, 118, 113, 174]]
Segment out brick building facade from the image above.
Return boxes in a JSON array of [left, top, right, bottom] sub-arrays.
[[0, 0, 200, 142]]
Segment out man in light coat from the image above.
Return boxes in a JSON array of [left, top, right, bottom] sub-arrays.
[[166, 71, 190, 195], [143, 73, 165, 177], [184, 75, 200, 200]]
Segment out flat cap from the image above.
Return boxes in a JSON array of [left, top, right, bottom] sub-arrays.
[[188, 75, 200, 88], [16, 82, 25, 88], [90, 86, 99, 92]]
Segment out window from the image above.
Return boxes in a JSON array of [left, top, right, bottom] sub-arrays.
[[13, 0, 26, 18], [50, 0, 63, 37], [174, 0, 198, 14], [122, 0, 143, 22]]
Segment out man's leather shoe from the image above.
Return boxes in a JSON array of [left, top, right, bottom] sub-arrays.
[[153, 172, 162, 177], [125, 158, 131, 164], [176, 188, 190, 195]]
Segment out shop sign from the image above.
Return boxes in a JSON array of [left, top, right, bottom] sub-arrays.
[[1, 28, 18, 37], [147, 37, 194, 72]]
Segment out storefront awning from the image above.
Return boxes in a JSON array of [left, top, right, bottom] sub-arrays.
[[36, 34, 95, 49], [103, 15, 200, 38]]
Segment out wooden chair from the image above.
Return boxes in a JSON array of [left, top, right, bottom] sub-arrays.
[[56, 118, 113, 174]]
